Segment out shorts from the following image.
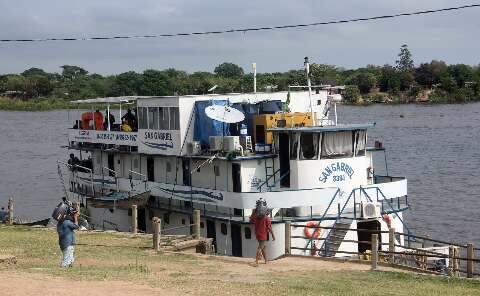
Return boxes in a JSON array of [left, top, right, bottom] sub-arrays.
[[257, 240, 266, 249]]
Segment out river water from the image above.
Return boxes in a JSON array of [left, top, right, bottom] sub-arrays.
[[1, 104, 479, 246]]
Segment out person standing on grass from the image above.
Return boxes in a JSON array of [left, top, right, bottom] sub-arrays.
[[57, 210, 79, 267], [250, 208, 275, 266]]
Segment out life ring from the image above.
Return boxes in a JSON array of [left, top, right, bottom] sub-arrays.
[[304, 221, 321, 239]]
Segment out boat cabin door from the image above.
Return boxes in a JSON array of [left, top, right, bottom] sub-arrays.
[[278, 133, 290, 187], [107, 154, 115, 177], [182, 159, 191, 186]]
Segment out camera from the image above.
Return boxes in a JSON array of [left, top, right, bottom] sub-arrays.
[[52, 197, 78, 221]]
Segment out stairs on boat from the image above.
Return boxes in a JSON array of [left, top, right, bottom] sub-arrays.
[[320, 218, 352, 257]]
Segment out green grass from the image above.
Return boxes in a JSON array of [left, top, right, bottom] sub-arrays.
[[0, 98, 111, 111], [1, 225, 479, 295]]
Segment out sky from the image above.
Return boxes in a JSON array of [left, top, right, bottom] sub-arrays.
[[0, 0, 479, 75]]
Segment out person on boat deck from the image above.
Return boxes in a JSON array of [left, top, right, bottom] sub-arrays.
[[120, 119, 133, 132], [122, 108, 136, 129], [104, 110, 115, 130], [250, 210, 275, 266], [67, 153, 80, 169], [57, 209, 79, 267]]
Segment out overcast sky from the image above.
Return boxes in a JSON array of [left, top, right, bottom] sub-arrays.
[[0, 0, 478, 75]]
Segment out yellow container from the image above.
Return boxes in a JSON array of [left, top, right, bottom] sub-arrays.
[[253, 112, 314, 145]]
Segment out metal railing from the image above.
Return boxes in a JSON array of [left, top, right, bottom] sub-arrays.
[[102, 167, 119, 192], [289, 224, 479, 278], [128, 170, 148, 191], [58, 160, 95, 198]]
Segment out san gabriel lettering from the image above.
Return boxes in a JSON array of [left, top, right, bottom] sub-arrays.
[[144, 131, 172, 141], [319, 162, 354, 183]]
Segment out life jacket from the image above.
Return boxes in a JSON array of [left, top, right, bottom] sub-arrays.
[[81, 112, 104, 130]]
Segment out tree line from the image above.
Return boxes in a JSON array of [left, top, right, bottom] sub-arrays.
[[0, 45, 479, 104]]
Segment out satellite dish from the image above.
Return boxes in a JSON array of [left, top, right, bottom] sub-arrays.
[[205, 105, 245, 123]]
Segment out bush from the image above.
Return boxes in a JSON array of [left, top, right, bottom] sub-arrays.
[[343, 85, 361, 103]]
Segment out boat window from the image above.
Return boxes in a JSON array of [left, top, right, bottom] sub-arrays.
[[148, 107, 159, 130], [159, 107, 170, 129], [354, 130, 367, 156], [300, 133, 319, 160], [289, 133, 299, 160], [170, 107, 180, 130], [321, 131, 353, 158], [138, 107, 148, 129]]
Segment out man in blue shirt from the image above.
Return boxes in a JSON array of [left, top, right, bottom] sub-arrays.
[[57, 211, 79, 267]]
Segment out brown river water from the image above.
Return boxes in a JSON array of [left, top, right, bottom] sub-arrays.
[[0, 103, 479, 246]]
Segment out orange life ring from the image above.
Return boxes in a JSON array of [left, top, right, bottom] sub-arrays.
[[304, 221, 321, 239]]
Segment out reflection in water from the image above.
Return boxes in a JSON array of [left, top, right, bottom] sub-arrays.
[[1, 103, 479, 246]]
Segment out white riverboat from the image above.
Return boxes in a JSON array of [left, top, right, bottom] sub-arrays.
[[61, 63, 412, 261]]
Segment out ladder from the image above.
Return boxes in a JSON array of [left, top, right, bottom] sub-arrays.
[[264, 157, 276, 190]]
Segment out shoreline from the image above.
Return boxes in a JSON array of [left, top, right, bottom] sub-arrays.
[[1, 97, 479, 112]]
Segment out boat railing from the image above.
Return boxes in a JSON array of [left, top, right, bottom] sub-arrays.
[[58, 160, 96, 198], [128, 170, 148, 192], [291, 224, 479, 278], [102, 167, 119, 192], [374, 175, 406, 184], [257, 168, 290, 192], [360, 187, 413, 247]]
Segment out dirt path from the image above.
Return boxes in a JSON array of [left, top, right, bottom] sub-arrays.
[[0, 271, 178, 296], [0, 255, 402, 295]]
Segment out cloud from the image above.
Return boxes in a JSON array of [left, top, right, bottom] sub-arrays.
[[0, 0, 478, 74]]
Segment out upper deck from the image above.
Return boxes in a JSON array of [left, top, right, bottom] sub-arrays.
[[67, 91, 334, 155]]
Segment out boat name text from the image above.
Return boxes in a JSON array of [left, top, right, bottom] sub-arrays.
[[319, 162, 354, 183]]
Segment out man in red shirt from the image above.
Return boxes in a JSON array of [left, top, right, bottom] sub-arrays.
[[250, 210, 275, 266]]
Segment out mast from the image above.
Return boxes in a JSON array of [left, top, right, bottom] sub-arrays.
[[252, 62, 257, 93], [304, 57, 315, 126]]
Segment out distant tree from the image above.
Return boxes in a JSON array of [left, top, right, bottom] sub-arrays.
[[414, 60, 448, 88], [140, 70, 169, 96], [346, 72, 376, 94], [379, 65, 400, 92], [61, 65, 88, 81], [439, 74, 457, 92], [310, 64, 343, 85], [343, 85, 361, 103], [109, 71, 143, 96], [29, 75, 54, 97], [21, 67, 48, 78], [395, 44, 414, 72], [448, 64, 474, 88], [214, 62, 244, 79]]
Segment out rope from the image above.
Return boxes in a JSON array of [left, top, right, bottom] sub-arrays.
[[1, 4, 479, 43]]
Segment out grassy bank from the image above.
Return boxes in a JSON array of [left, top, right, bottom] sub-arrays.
[[1, 225, 479, 295], [0, 98, 98, 111]]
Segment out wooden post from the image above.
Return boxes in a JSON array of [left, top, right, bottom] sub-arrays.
[[467, 243, 474, 278], [152, 217, 161, 251], [131, 205, 138, 234], [7, 198, 13, 225], [371, 234, 378, 270], [389, 228, 395, 265], [193, 209, 201, 239], [285, 222, 291, 255], [449, 246, 460, 277]]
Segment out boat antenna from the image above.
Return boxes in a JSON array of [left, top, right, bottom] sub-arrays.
[[252, 63, 257, 93], [304, 57, 315, 125]]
